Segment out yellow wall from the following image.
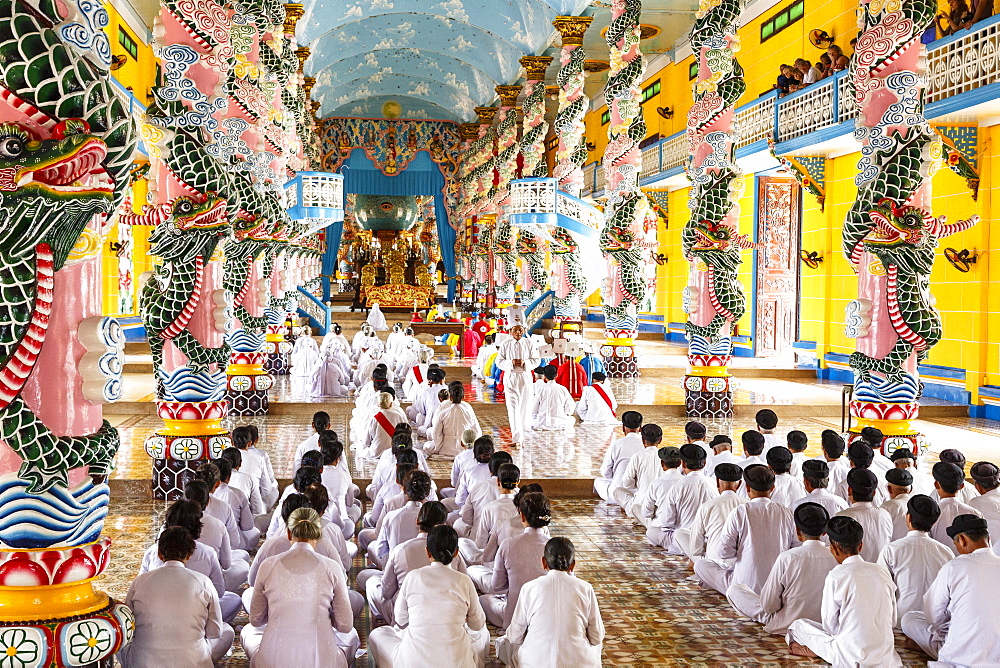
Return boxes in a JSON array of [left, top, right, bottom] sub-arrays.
[[104, 8, 157, 103]]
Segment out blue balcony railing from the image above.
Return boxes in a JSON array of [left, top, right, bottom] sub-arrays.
[[581, 13, 1000, 193]]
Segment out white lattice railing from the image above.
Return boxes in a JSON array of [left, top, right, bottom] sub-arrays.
[[927, 14, 1000, 103], [736, 94, 776, 148], [661, 133, 688, 172], [641, 143, 660, 179], [508, 178, 557, 214], [595, 164, 606, 193], [778, 78, 836, 141]]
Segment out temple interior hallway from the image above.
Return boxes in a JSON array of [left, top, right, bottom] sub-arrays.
[[101, 497, 930, 667]]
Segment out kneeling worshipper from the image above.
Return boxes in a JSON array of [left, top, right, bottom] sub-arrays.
[[472, 333, 498, 381], [576, 371, 618, 425], [321, 323, 351, 355], [901, 514, 1000, 666], [368, 301, 389, 331], [695, 465, 797, 596], [407, 365, 444, 429], [403, 347, 434, 401], [969, 461, 1000, 552], [425, 382, 483, 458], [368, 525, 489, 668], [727, 502, 837, 635], [289, 335, 322, 399], [554, 343, 588, 400], [496, 537, 605, 668], [786, 516, 902, 667], [242, 507, 359, 668], [363, 391, 410, 460], [646, 443, 717, 552], [676, 463, 747, 567], [352, 322, 380, 360], [594, 411, 644, 502], [312, 341, 352, 398], [532, 365, 576, 430], [119, 528, 234, 667]]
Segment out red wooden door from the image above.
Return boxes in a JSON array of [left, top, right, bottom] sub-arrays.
[[754, 177, 800, 357]]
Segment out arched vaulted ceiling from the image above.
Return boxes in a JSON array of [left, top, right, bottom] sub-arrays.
[[299, 0, 592, 121]]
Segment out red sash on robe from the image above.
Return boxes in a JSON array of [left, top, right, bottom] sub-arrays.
[[593, 384, 616, 417], [374, 411, 396, 437], [411, 365, 423, 384]]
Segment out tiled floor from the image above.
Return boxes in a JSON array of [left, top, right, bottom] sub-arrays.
[[99, 497, 928, 667]]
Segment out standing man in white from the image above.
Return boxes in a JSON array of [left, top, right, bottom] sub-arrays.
[[495, 324, 540, 447]]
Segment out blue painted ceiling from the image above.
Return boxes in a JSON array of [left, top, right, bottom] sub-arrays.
[[297, 0, 699, 122]]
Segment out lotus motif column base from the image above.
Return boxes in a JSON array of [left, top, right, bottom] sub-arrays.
[[144, 402, 232, 500], [264, 328, 291, 376], [0, 597, 133, 668], [848, 401, 921, 455], [226, 353, 271, 416], [685, 357, 734, 419], [601, 330, 639, 378]]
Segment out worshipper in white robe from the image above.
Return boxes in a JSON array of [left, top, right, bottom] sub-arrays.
[[119, 528, 234, 667], [594, 411, 644, 501], [901, 514, 1000, 666], [242, 508, 359, 668], [496, 537, 604, 668], [359, 462, 418, 553], [969, 461, 1000, 555], [291, 411, 331, 478], [889, 447, 935, 496], [475, 492, 551, 630], [321, 323, 351, 356], [425, 383, 482, 458], [302, 483, 359, 568], [266, 467, 326, 540], [531, 365, 576, 430], [183, 481, 245, 584], [363, 392, 410, 461], [462, 464, 521, 564], [392, 336, 421, 383], [834, 468, 893, 562], [222, 446, 264, 519], [676, 463, 746, 566], [369, 471, 432, 568], [364, 502, 469, 624], [755, 409, 782, 456], [368, 301, 389, 330], [290, 335, 321, 379], [928, 461, 983, 555], [351, 322, 379, 360], [368, 525, 489, 668], [834, 442, 889, 506], [876, 494, 953, 628], [442, 430, 480, 504], [786, 430, 809, 479], [312, 343, 351, 398], [786, 516, 902, 666], [611, 424, 665, 523], [640, 447, 684, 533], [354, 342, 386, 387], [194, 464, 245, 554], [647, 444, 718, 551], [212, 457, 261, 553], [575, 371, 618, 425], [791, 459, 848, 520], [386, 322, 406, 357], [408, 366, 444, 429], [816, 430, 851, 495], [704, 435, 740, 478], [403, 348, 434, 402], [454, 452, 511, 538], [494, 325, 541, 445], [242, 424, 279, 509], [695, 465, 798, 596], [321, 440, 362, 535], [766, 447, 807, 509], [472, 334, 498, 380], [138, 501, 243, 624], [736, 431, 766, 469], [881, 468, 915, 541], [453, 439, 495, 505], [728, 502, 837, 635], [366, 436, 432, 505]]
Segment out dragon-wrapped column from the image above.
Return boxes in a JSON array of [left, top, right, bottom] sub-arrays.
[[492, 85, 522, 305], [264, 246, 294, 375], [0, 0, 138, 659], [843, 0, 978, 452], [599, 0, 656, 378], [682, 0, 751, 419]]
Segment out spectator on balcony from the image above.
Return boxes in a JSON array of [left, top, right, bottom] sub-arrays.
[[792, 58, 823, 90], [938, 0, 974, 34], [827, 45, 849, 72], [775, 64, 801, 97], [970, 0, 994, 26], [818, 53, 833, 79]]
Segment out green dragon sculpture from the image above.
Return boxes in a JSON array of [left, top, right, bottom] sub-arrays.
[[0, 0, 137, 493]]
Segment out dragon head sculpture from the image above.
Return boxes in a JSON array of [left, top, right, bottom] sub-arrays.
[[0, 120, 113, 267], [550, 228, 579, 254], [863, 197, 937, 275], [148, 192, 231, 262]]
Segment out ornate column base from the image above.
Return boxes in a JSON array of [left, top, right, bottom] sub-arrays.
[[684, 356, 734, 419], [144, 401, 232, 500], [0, 538, 134, 666], [600, 330, 639, 378], [226, 352, 271, 416], [264, 327, 291, 375], [848, 401, 921, 455]]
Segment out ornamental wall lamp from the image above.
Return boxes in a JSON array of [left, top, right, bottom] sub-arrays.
[[800, 250, 823, 268], [943, 248, 979, 272], [586, 141, 597, 151], [656, 107, 674, 119], [653, 252, 668, 265]]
